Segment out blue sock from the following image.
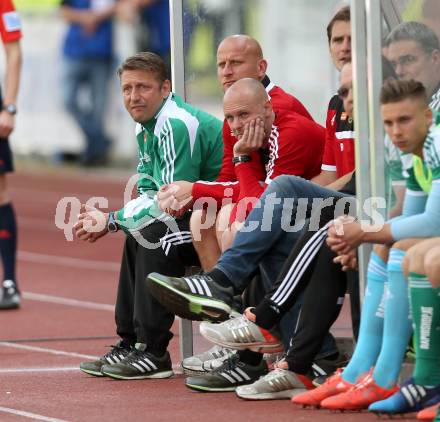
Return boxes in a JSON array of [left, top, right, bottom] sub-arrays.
[[373, 248, 412, 388], [0, 202, 17, 285], [342, 252, 386, 383]]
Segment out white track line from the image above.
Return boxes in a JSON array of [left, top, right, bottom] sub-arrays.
[[22, 292, 114, 312], [0, 342, 98, 360], [0, 407, 68, 422], [18, 217, 59, 231], [13, 186, 122, 204], [18, 251, 119, 272], [0, 365, 183, 374], [0, 367, 78, 373]]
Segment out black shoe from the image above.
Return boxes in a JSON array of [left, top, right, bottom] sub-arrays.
[[79, 340, 131, 377], [309, 353, 350, 387], [147, 272, 233, 322], [0, 280, 20, 310], [101, 343, 173, 380], [185, 354, 268, 392]]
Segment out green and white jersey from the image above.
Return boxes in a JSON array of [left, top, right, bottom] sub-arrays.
[[385, 107, 440, 212], [400, 123, 440, 193], [115, 93, 223, 234], [389, 123, 440, 240], [385, 90, 440, 185]]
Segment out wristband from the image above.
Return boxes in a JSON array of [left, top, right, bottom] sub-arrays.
[[107, 212, 119, 233], [232, 155, 251, 164]]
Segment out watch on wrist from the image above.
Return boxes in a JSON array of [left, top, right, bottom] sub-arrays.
[[3, 104, 17, 115], [107, 212, 119, 233], [232, 155, 251, 164]]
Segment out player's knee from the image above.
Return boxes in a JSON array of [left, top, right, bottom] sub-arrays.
[[392, 238, 420, 252], [405, 244, 426, 275], [373, 244, 389, 261], [190, 208, 216, 242], [424, 248, 440, 287]]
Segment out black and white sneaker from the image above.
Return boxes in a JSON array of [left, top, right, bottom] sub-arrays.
[[181, 345, 236, 374], [0, 280, 20, 310], [147, 272, 233, 322], [101, 343, 173, 380], [185, 354, 268, 392], [79, 340, 132, 377], [309, 353, 350, 387]]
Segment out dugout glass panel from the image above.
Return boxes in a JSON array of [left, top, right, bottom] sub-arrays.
[[180, 0, 350, 125]]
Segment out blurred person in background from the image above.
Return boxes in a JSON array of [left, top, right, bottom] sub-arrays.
[[0, 0, 22, 310], [118, 0, 170, 75], [136, 0, 170, 72], [59, 0, 117, 167]]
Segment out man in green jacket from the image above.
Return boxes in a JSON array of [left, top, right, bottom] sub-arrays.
[[74, 52, 223, 379]]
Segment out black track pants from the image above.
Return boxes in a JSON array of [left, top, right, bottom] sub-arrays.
[[115, 216, 199, 355]]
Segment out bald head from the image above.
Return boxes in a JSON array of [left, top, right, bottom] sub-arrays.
[[216, 35, 267, 92], [217, 35, 263, 59], [224, 78, 268, 105], [223, 78, 273, 141]]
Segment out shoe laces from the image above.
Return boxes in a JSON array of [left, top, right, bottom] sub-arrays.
[[263, 367, 289, 381], [123, 348, 150, 365], [213, 353, 241, 374], [226, 315, 253, 331], [103, 343, 129, 359]]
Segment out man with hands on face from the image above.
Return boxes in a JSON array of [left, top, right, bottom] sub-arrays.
[[158, 77, 324, 259], [157, 34, 315, 272], [75, 52, 223, 380]]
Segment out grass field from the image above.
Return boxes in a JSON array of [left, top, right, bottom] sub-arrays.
[[14, 0, 61, 12]]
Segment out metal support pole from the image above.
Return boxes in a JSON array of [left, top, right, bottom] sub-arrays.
[[170, 0, 186, 98], [169, 0, 194, 359], [366, 0, 385, 211], [351, 0, 372, 301]]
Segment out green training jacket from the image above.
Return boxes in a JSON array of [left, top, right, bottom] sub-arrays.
[[115, 93, 223, 234]]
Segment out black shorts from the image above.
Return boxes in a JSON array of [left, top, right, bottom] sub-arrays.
[[0, 138, 14, 173]]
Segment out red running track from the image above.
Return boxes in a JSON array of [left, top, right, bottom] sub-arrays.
[[0, 168, 396, 421]]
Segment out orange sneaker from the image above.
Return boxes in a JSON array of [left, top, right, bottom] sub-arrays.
[[291, 368, 353, 407], [417, 403, 440, 421], [320, 370, 399, 411]]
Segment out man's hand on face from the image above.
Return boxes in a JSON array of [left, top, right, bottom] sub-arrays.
[[157, 181, 194, 217], [74, 204, 109, 243], [233, 117, 265, 156]]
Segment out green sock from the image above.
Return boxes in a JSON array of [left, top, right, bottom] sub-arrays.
[[409, 272, 440, 386], [435, 407, 440, 422]]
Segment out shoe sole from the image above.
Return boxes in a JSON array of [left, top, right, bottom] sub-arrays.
[[147, 273, 231, 323], [200, 326, 283, 354], [181, 367, 207, 375], [0, 303, 20, 310], [185, 382, 237, 392], [369, 395, 440, 416], [101, 370, 174, 380], [79, 367, 105, 377], [236, 388, 305, 400]]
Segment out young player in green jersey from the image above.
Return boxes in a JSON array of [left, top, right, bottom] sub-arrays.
[[305, 79, 440, 411]]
